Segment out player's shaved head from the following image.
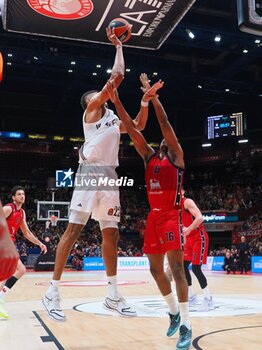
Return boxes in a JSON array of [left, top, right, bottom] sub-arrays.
[[80, 90, 98, 110]]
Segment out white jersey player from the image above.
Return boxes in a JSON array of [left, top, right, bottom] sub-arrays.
[[42, 29, 153, 321]]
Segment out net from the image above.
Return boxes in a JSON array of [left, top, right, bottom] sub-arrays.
[[50, 215, 58, 227]]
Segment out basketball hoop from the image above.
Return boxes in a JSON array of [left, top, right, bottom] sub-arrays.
[[50, 215, 58, 227]]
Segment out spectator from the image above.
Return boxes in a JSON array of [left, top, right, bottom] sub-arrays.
[[238, 236, 250, 274], [222, 251, 236, 274]]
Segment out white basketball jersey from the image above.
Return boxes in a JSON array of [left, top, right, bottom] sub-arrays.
[[79, 108, 120, 167]]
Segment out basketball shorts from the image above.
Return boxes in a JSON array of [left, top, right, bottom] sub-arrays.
[[70, 164, 121, 223], [143, 208, 184, 255], [184, 229, 209, 265]]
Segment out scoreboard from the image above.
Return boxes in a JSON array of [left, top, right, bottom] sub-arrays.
[[207, 112, 244, 140]]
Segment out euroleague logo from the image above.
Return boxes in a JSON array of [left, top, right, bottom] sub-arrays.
[[27, 0, 94, 20]]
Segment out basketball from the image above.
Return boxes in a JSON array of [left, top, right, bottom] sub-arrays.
[[108, 18, 132, 43]]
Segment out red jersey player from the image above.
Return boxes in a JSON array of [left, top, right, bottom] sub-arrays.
[[106, 76, 192, 350], [0, 186, 47, 319], [181, 189, 214, 311], [0, 202, 19, 281]]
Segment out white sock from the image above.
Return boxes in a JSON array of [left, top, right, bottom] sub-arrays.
[[107, 275, 118, 299], [179, 302, 190, 328], [0, 286, 10, 301], [164, 292, 179, 315], [203, 286, 211, 300], [46, 280, 60, 297], [188, 285, 195, 298]]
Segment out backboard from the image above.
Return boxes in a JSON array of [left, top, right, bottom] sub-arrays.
[[37, 201, 70, 221]]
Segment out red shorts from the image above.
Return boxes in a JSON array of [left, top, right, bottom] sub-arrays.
[[184, 229, 209, 265], [143, 208, 184, 255]]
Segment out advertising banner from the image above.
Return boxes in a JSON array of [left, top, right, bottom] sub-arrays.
[[211, 256, 224, 271], [3, 0, 196, 49], [251, 256, 262, 273]]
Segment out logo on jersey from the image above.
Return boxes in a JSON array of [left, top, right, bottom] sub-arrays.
[[149, 179, 161, 190], [105, 119, 118, 127], [96, 123, 101, 130], [56, 168, 74, 187], [27, 0, 94, 20], [153, 165, 161, 174]]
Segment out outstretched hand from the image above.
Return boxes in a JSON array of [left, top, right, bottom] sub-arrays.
[[140, 73, 151, 93], [106, 27, 122, 47], [106, 79, 119, 104], [142, 80, 164, 102]]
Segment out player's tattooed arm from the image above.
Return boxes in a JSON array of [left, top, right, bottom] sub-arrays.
[[106, 80, 154, 162]]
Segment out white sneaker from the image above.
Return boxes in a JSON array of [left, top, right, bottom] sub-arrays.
[[188, 294, 198, 306], [199, 296, 215, 312], [42, 293, 66, 322], [103, 296, 137, 317]]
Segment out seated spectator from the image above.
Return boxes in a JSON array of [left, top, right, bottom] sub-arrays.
[[222, 251, 236, 274]]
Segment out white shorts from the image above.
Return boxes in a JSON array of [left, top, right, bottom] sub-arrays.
[[70, 189, 121, 222]]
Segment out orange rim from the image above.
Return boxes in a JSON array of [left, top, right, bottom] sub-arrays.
[[0, 52, 3, 83]]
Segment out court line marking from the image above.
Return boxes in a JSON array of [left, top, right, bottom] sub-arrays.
[[33, 311, 65, 350], [192, 325, 262, 350]]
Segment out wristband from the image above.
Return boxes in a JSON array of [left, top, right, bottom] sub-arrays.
[[141, 101, 149, 107], [116, 44, 121, 49]]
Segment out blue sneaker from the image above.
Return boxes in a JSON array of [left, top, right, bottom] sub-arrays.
[[176, 324, 192, 350], [166, 312, 180, 337]]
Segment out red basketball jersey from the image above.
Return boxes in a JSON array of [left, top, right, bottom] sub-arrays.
[[181, 197, 204, 236], [145, 153, 184, 210], [5, 203, 24, 241]]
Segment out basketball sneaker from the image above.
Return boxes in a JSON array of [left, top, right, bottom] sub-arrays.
[[42, 293, 66, 322], [198, 296, 215, 312], [103, 296, 137, 317], [166, 311, 180, 337], [188, 295, 198, 306], [176, 324, 192, 350], [0, 300, 9, 319]]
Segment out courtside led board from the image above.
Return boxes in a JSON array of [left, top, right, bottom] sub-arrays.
[[3, 0, 196, 50]]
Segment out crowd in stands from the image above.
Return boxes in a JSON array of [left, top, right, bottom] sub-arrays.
[[0, 152, 261, 271]]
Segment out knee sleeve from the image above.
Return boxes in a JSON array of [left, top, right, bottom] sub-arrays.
[[69, 210, 90, 225], [99, 220, 118, 230], [192, 264, 207, 289], [184, 260, 192, 286]]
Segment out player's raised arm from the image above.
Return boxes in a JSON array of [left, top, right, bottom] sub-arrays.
[[106, 80, 154, 162], [151, 88, 184, 169], [106, 27, 125, 79], [183, 198, 204, 236], [126, 74, 152, 132], [20, 212, 47, 254], [120, 77, 163, 133], [0, 202, 19, 281], [87, 29, 125, 113]]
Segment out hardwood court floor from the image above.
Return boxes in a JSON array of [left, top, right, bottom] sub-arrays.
[[1, 270, 261, 350]]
